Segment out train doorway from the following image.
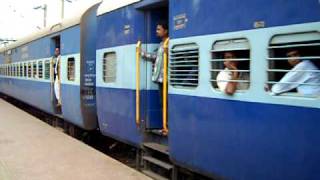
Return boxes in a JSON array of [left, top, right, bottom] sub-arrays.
[[139, 1, 169, 134], [51, 35, 62, 114], [136, 2, 175, 179]]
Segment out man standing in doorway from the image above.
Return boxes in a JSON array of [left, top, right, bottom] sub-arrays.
[[53, 48, 62, 107], [141, 20, 169, 107]]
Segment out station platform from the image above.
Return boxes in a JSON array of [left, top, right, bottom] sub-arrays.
[[0, 99, 150, 180]]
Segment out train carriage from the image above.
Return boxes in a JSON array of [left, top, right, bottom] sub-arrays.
[[96, 0, 168, 146], [0, 2, 99, 130], [168, 0, 320, 179], [0, 0, 319, 179]]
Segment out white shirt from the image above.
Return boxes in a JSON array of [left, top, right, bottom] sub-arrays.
[[271, 60, 320, 96], [216, 68, 249, 92], [54, 55, 61, 75]]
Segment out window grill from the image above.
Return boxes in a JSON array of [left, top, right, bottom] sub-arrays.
[[13, 65, 16, 77], [20, 63, 23, 77], [24, 63, 27, 77], [33, 62, 37, 78], [15, 64, 18, 77], [16, 65, 19, 77], [28, 63, 32, 78], [38, 61, 43, 79], [210, 39, 250, 91], [8, 65, 11, 76], [169, 43, 199, 88], [67, 58, 75, 81], [103, 52, 116, 83], [44, 60, 50, 80], [267, 32, 320, 96]]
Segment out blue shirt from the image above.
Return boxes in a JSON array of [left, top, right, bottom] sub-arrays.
[[271, 60, 320, 96]]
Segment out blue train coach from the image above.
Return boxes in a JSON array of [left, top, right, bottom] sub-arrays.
[[0, 3, 100, 130], [96, 0, 320, 179], [0, 0, 319, 179]]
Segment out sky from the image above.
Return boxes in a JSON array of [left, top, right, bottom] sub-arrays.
[[0, 0, 99, 46]]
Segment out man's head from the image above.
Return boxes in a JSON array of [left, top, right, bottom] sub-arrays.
[[156, 20, 168, 39], [54, 48, 60, 57], [223, 52, 238, 69], [286, 49, 301, 66]]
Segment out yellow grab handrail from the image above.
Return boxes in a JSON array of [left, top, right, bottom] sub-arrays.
[[135, 40, 142, 126], [162, 38, 170, 135]]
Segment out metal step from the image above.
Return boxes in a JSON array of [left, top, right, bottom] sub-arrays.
[[143, 156, 173, 170], [150, 129, 166, 136], [143, 142, 169, 155], [142, 170, 169, 180]]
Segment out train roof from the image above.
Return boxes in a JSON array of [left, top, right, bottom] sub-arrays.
[[0, 0, 101, 54], [97, 0, 141, 16]]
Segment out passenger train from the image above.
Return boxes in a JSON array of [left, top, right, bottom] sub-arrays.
[[0, 0, 319, 179]]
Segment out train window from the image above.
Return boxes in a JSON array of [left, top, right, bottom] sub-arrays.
[[17, 64, 19, 77], [24, 63, 27, 77], [12, 65, 14, 77], [170, 43, 199, 88], [8, 65, 10, 76], [38, 61, 43, 79], [20, 63, 23, 77], [16, 64, 20, 77], [67, 57, 75, 81], [15, 64, 18, 77], [33, 62, 37, 78], [103, 52, 116, 83], [44, 60, 50, 80], [267, 32, 320, 97], [15, 64, 17, 77], [28, 63, 32, 78], [210, 39, 250, 92]]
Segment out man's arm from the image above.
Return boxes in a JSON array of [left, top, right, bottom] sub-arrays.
[[141, 51, 157, 62], [225, 65, 239, 95], [271, 62, 308, 95]]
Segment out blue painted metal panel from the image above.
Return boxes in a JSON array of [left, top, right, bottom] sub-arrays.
[[11, 37, 51, 61], [61, 26, 81, 55], [168, 94, 320, 180], [96, 87, 163, 145], [60, 84, 86, 128], [97, 4, 163, 49], [2, 25, 79, 62], [97, 5, 145, 49], [0, 78, 54, 114], [169, 0, 320, 39], [141, 89, 163, 129], [135, 0, 167, 9], [96, 87, 143, 146]]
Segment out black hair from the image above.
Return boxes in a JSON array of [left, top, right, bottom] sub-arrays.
[[157, 20, 168, 30]]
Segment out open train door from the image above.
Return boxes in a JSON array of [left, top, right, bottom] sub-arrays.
[[135, 0, 169, 133], [135, 1, 176, 179], [50, 35, 62, 115]]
